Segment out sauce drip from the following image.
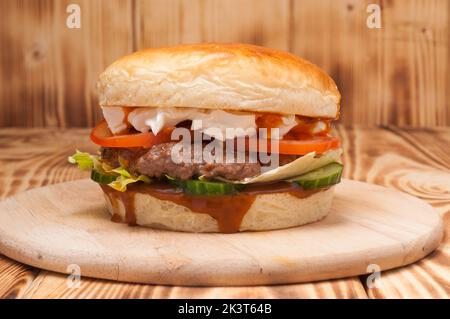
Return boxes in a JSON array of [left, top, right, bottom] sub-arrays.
[[101, 182, 325, 233]]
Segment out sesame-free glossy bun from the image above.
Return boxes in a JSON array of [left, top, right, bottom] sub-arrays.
[[98, 43, 340, 118]]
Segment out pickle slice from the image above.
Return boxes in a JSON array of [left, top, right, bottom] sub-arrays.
[[292, 162, 343, 189], [184, 179, 244, 195], [91, 170, 117, 184]]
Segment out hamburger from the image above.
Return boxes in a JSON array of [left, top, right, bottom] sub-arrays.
[[69, 43, 343, 233]]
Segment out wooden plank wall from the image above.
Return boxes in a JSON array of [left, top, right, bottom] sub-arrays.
[[1, 0, 449, 128]]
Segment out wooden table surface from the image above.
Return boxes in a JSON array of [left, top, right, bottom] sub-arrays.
[[0, 126, 448, 299]]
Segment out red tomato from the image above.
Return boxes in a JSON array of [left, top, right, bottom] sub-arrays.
[[90, 120, 173, 148], [90, 120, 340, 155]]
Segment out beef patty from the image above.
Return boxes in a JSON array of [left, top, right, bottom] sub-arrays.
[[101, 143, 263, 180]]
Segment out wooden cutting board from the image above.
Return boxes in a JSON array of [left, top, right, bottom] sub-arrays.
[[0, 179, 443, 286]]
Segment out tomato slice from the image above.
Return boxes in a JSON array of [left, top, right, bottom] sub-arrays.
[[90, 120, 173, 148], [248, 136, 340, 155], [90, 120, 340, 154], [277, 136, 340, 155]]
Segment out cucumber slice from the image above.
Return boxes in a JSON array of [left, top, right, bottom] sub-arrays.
[[184, 179, 244, 196], [292, 162, 343, 189], [91, 170, 117, 184], [164, 175, 244, 195]]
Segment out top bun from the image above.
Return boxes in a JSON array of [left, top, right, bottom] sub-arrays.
[[98, 43, 340, 118]]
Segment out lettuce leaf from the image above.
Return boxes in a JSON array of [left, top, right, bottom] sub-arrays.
[[68, 150, 97, 170], [216, 148, 342, 184], [68, 150, 151, 192], [108, 173, 151, 192]]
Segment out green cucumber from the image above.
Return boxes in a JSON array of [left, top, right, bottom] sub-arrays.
[[292, 162, 343, 189], [184, 179, 244, 195], [165, 175, 244, 195], [91, 170, 117, 184]]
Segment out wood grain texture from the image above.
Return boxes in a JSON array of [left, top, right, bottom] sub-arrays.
[[0, 128, 95, 299], [0, 0, 133, 128], [292, 0, 450, 127], [22, 272, 367, 299], [135, 0, 290, 50], [363, 246, 450, 298], [0, 126, 449, 298], [0, 179, 442, 286], [0, 256, 37, 299], [1, 0, 449, 128], [334, 126, 450, 298]]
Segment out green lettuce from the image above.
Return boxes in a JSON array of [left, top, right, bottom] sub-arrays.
[[68, 150, 151, 192], [68, 150, 97, 170], [108, 167, 151, 192]]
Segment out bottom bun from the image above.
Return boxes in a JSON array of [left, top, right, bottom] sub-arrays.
[[103, 186, 335, 233]]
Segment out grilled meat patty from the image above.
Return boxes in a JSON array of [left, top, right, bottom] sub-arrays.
[[101, 142, 263, 180]]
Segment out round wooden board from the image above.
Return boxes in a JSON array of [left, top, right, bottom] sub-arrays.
[[0, 179, 443, 286]]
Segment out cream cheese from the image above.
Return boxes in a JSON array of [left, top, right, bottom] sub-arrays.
[[101, 107, 128, 134], [101, 107, 327, 139]]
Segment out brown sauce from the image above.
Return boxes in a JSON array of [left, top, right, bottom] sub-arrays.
[[101, 182, 325, 233]]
